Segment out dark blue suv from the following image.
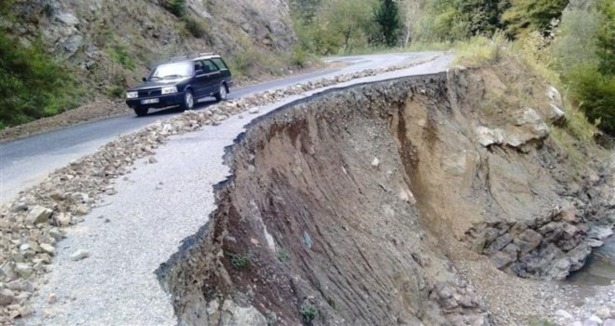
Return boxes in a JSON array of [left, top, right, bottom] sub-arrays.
[[125, 53, 233, 116]]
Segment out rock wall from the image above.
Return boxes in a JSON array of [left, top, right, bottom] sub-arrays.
[[156, 68, 614, 325], [7, 0, 295, 91]]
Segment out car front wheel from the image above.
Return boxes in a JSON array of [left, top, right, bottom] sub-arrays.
[[181, 90, 194, 111], [134, 107, 149, 117], [215, 84, 228, 102]]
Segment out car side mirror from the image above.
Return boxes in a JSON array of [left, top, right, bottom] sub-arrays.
[[142, 77, 147, 82], [195, 69, 203, 76]]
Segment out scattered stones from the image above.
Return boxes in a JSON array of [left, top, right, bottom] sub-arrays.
[[0, 289, 15, 306], [556, 309, 574, 320], [48, 293, 57, 304], [371, 157, 380, 168], [25, 206, 53, 225], [39, 243, 55, 256], [14, 263, 33, 278], [70, 250, 90, 261]]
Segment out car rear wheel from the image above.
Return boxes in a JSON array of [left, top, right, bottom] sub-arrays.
[[134, 107, 149, 117], [215, 84, 228, 102], [181, 90, 194, 111]]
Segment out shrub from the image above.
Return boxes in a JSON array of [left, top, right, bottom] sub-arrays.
[[453, 32, 506, 67], [183, 17, 208, 39], [565, 65, 615, 135], [0, 31, 81, 128], [229, 253, 250, 270], [110, 44, 136, 70], [162, 0, 186, 17], [299, 302, 319, 323]]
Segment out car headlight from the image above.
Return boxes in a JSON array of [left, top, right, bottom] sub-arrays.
[[161, 86, 178, 95], [126, 91, 138, 99]]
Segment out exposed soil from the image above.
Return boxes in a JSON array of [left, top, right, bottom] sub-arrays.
[[154, 62, 615, 325]]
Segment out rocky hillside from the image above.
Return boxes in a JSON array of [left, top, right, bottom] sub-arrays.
[[8, 0, 296, 94]]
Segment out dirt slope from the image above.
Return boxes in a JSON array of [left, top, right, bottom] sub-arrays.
[[156, 64, 614, 325]]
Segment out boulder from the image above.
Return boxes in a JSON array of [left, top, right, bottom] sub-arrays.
[[0, 289, 15, 306], [514, 229, 543, 256], [25, 206, 53, 225], [548, 104, 566, 125], [475, 126, 504, 147]]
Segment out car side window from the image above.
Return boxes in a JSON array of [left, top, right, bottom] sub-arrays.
[[203, 60, 218, 73], [211, 58, 228, 70], [194, 61, 204, 74]]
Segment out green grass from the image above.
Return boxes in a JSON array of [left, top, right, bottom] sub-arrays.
[[453, 33, 506, 68], [0, 31, 82, 129]]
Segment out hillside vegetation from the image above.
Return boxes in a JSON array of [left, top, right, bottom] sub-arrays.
[[0, 0, 297, 129], [290, 0, 615, 137]]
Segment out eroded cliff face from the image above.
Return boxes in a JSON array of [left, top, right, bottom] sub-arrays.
[[156, 69, 614, 325], [8, 0, 295, 89]]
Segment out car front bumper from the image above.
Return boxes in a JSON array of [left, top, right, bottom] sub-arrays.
[[125, 92, 184, 109]]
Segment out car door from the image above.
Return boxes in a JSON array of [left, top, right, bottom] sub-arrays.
[[192, 60, 207, 97], [202, 59, 223, 96]]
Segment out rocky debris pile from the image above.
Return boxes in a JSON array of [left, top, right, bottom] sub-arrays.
[[464, 195, 614, 281], [475, 107, 551, 151], [0, 56, 440, 324], [551, 284, 615, 326], [429, 278, 491, 325]]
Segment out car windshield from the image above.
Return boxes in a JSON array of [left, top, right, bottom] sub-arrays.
[[149, 62, 193, 80]]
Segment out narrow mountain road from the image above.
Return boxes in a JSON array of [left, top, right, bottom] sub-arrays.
[[11, 52, 453, 326], [0, 52, 441, 204]]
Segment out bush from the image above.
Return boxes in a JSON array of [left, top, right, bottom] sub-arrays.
[[453, 32, 506, 67], [229, 253, 250, 270], [565, 65, 615, 135], [299, 302, 319, 323], [0, 31, 81, 128], [110, 44, 136, 70], [183, 17, 208, 39], [162, 0, 186, 17]]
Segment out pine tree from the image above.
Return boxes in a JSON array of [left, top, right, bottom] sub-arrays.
[[375, 0, 402, 47]]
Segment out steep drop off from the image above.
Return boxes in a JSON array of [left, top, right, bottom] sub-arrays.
[[156, 67, 615, 325]]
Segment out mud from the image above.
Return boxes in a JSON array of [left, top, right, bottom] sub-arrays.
[[157, 70, 614, 325]]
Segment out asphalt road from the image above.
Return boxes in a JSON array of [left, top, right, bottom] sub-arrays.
[[0, 52, 440, 204], [23, 52, 452, 326]]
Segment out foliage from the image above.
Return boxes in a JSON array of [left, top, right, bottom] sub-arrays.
[[0, 31, 82, 129], [299, 302, 319, 323], [551, 7, 600, 70], [415, 0, 508, 42], [453, 32, 506, 67], [374, 0, 402, 46], [277, 249, 290, 262], [565, 66, 615, 134], [162, 0, 186, 18], [109, 44, 136, 70], [595, 0, 615, 75], [183, 17, 209, 40], [289, 0, 323, 22], [502, 0, 569, 37], [229, 253, 250, 270]]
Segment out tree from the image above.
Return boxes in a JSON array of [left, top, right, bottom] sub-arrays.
[[375, 0, 402, 47], [323, 0, 377, 52], [399, 0, 427, 46], [596, 0, 615, 76], [502, 0, 569, 37]]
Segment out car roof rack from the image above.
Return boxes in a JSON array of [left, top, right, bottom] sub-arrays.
[[169, 54, 190, 61]]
